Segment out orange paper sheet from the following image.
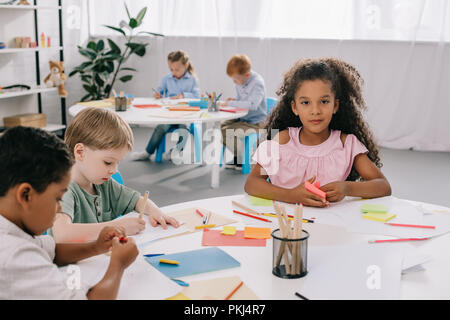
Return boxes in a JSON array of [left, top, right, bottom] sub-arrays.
[[201, 229, 266, 247], [168, 106, 200, 111], [244, 227, 272, 239], [133, 104, 162, 108]]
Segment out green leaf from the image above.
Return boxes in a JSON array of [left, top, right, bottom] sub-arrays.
[[68, 69, 79, 77], [78, 46, 97, 59], [81, 75, 92, 82], [83, 84, 96, 95], [126, 42, 147, 57], [119, 67, 137, 72], [138, 31, 164, 37], [80, 93, 92, 102], [102, 53, 122, 61], [87, 41, 97, 51], [106, 61, 115, 73], [119, 75, 133, 82], [104, 25, 126, 36], [129, 18, 138, 29], [95, 74, 105, 87], [96, 39, 104, 52], [136, 7, 147, 25], [107, 39, 121, 54], [124, 2, 131, 19]]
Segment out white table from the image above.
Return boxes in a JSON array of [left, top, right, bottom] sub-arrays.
[[139, 194, 450, 300], [69, 98, 248, 188]]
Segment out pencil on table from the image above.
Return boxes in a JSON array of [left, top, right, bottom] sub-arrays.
[[231, 200, 261, 215], [224, 281, 243, 300], [139, 190, 149, 220]]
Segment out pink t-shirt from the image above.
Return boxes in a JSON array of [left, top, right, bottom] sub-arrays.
[[252, 127, 368, 189]]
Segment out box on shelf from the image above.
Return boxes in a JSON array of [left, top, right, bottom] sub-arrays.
[[3, 113, 47, 128]]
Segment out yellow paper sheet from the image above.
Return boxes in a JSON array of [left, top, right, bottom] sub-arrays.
[[221, 226, 237, 236], [362, 212, 396, 223], [249, 196, 273, 207], [166, 292, 191, 300], [244, 227, 272, 239], [181, 276, 259, 300]]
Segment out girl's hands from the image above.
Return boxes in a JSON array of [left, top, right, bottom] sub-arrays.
[[170, 94, 184, 99], [113, 217, 146, 236], [95, 226, 126, 254], [145, 207, 180, 229], [291, 176, 329, 207], [320, 181, 349, 203]]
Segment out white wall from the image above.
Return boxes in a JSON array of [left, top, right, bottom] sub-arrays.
[[77, 35, 449, 151], [2, 2, 449, 151]]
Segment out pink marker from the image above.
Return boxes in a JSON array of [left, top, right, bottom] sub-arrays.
[[305, 181, 326, 199], [368, 238, 429, 244]]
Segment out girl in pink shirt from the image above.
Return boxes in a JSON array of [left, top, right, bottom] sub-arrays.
[[245, 58, 391, 207]]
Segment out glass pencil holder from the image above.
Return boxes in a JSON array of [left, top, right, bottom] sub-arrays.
[[208, 99, 219, 112], [115, 97, 127, 112], [272, 228, 309, 279]]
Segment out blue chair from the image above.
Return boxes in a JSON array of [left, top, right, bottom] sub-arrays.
[[155, 123, 202, 163], [220, 97, 278, 174], [111, 171, 124, 185]]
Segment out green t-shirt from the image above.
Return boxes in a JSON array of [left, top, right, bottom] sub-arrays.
[[53, 179, 140, 230]]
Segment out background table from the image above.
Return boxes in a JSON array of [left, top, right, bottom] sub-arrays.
[[69, 98, 248, 188], [140, 194, 450, 300]]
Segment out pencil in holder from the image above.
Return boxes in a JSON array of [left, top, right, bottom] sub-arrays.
[[272, 228, 309, 279], [115, 97, 127, 112]]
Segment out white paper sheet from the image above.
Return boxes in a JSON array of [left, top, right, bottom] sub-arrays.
[[117, 212, 189, 247], [60, 254, 181, 300], [299, 243, 404, 299]]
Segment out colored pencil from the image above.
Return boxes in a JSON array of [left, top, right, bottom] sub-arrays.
[[224, 281, 243, 300], [139, 190, 149, 219], [295, 292, 309, 300], [369, 238, 429, 244], [159, 259, 179, 265], [385, 223, 435, 229], [233, 210, 272, 223], [194, 224, 216, 229], [195, 209, 205, 218], [231, 200, 261, 215]]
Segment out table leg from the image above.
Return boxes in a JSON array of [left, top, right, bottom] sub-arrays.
[[204, 121, 222, 189]]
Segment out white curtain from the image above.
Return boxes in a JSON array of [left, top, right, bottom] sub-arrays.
[[83, 0, 450, 151]]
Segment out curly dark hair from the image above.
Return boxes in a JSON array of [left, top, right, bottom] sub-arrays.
[[265, 57, 381, 181]]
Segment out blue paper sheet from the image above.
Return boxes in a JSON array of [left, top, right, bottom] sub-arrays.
[[144, 247, 240, 278]]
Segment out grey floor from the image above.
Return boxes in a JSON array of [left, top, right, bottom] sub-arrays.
[[119, 127, 450, 209]]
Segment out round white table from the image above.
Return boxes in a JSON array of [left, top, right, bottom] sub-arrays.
[[142, 194, 450, 300], [69, 98, 249, 188]]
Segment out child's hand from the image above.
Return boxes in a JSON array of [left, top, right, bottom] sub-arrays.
[[114, 217, 146, 236], [95, 226, 126, 254], [291, 176, 329, 207], [145, 207, 180, 229], [320, 181, 348, 203], [170, 94, 184, 99], [153, 92, 162, 99], [110, 236, 138, 269], [224, 98, 235, 105]]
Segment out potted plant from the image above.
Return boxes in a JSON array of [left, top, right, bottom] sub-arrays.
[[69, 3, 163, 101]]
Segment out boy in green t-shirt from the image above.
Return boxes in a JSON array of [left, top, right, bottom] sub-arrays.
[[51, 107, 180, 242]]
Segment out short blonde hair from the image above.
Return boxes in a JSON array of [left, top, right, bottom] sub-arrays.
[[226, 54, 251, 76], [65, 107, 134, 156]]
